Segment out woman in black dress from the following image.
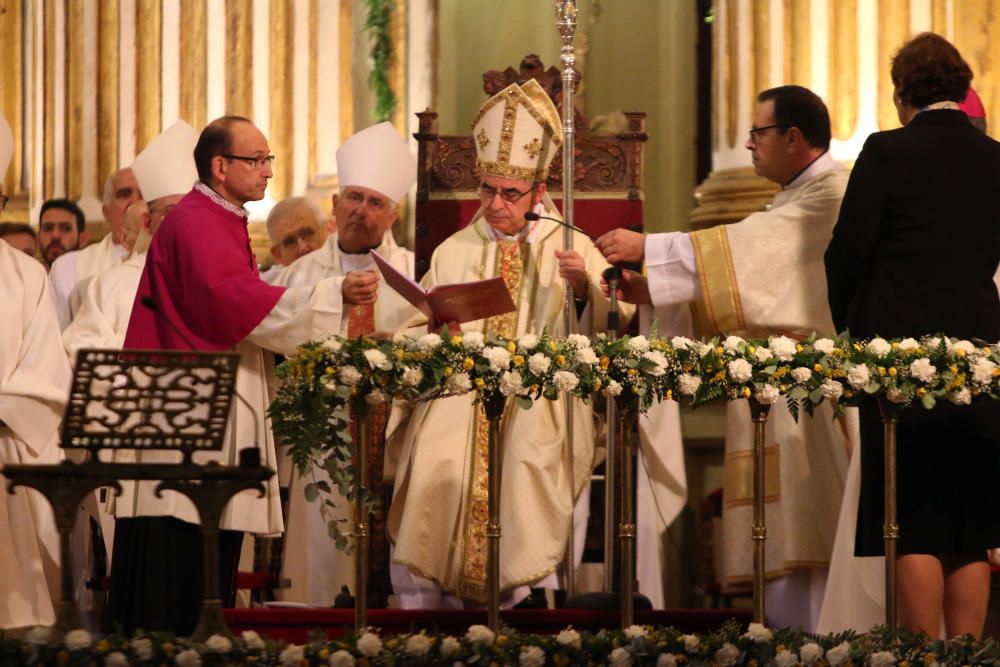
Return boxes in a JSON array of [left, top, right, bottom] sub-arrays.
[[825, 33, 1000, 638]]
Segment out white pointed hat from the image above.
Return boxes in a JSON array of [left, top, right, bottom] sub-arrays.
[[0, 114, 14, 179], [335, 121, 417, 202], [132, 120, 199, 201]]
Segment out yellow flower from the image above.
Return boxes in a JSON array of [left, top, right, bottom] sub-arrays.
[[593, 380, 602, 391], [628, 368, 639, 376], [956, 348, 967, 357], [900, 662, 910, 667], [923, 654, 937, 667], [444, 366, 453, 377], [549, 340, 558, 352], [917, 387, 927, 397], [325, 366, 335, 375], [716, 345, 724, 354], [507, 341, 517, 353], [496, 635, 508, 646], [853, 343, 862, 351], [748, 345, 756, 354], [475, 378, 485, 388], [530, 384, 539, 393], [814, 363, 823, 372], [463, 357, 474, 371], [993, 368, 1000, 377], [891, 341, 899, 350], [513, 354, 525, 367], [162, 642, 175, 656], [95, 640, 110, 653], [889, 367, 898, 376], [878, 367, 886, 376], [796, 343, 803, 352], [556, 354, 566, 367], [776, 645, 786, 653], [386, 639, 398, 650], [665, 389, 673, 400], [318, 648, 330, 661], [600, 356, 610, 370], [949, 364, 958, 373], [741, 387, 751, 398], [452, 335, 462, 345]]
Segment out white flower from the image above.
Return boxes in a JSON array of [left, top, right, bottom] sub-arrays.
[[206, 634, 232, 653], [482, 346, 512, 372], [568, 334, 591, 348], [886, 387, 909, 404], [578, 347, 599, 364], [791, 367, 812, 383], [322, 337, 343, 353], [744, 622, 773, 642], [528, 353, 551, 375], [323, 378, 337, 392], [520, 645, 546, 667], [866, 337, 892, 357], [826, 641, 852, 667], [499, 371, 529, 396], [678, 373, 702, 396], [800, 642, 823, 666], [657, 653, 678, 667], [869, 650, 897, 667], [279, 645, 304, 666], [553, 370, 580, 392], [362, 348, 389, 370], [417, 332, 442, 351], [175, 649, 202, 667], [754, 383, 781, 405], [339, 366, 362, 386], [518, 333, 540, 350], [624, 624, 648, 639], [972, 357, 997, 385], [462, 331, 485, 349], [440, 636, 461, 657], [133, 638, 155, 659], [610, 646, 633, 667], [949, 387, 972, 405], [556, 627, 582, 649], [671, 336, 694, 350], [847, 363, 870, 389], [697, 342, 715, 357], [356, 631, 383, 657], [25, 626, 51, 644], [365, 388, 388, 405], [897, 338, 920, 352], [715, 642, 741, 667], [821, 378, 844, 399], [950, 339, 976, 354], [814, 338, 836, 354], [241, 631, 265, 651], [329, 650, 356, 667], [727, 358, 753, 383], [105, 652, 129, 667], [723, 335, 745, 353], [775, 649, 800, 667], [627, 335, 650, 353], [643, 350, 669, 376], [405, 633, 432, 656], [769, 335, 798, 361], [909, 357, 936, 383], [401, 366, 424, 387], [466, 624, 495, 645], [754, 346, 773, 363], [445, 372, 472, 393], [681, 634, 700, 652], [604, 379, 624, 397], [65, 629, 92, 651]]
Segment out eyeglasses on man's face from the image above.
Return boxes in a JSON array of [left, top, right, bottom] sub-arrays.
[[747, 124, 790, 141], [478, 183, 535, 204], [221, 154, 275, 170]]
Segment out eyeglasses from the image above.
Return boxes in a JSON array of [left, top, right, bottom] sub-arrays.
[[747, 124, 789, 140], [279, 226, 318, 250], [478, 183, 535, 204], [221, 154, 275, 170], [0, 194, 8, 211]]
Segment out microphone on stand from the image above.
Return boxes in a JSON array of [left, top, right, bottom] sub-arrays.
[[524, 211, 594, 239]]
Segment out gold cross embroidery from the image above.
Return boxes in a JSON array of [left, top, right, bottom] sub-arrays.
[[476, 128, 490, 150], [523, 137, 542, 159]]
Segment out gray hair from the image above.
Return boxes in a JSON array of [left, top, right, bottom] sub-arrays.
[[265, 196, 327, 243]]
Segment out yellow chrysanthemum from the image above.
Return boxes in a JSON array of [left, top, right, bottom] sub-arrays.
[[889, 367, 897, 376], [475, 378, 485, 388], [452, 335, 462, 345], [556, 354, 566, 367], [444, 366, 453, 376], [741, 387, 752, 398], [463, 357, 475, 371], [507, 341, 517, 353], [917, 388, 927, 397], [878, 367, 886, 376], [513, 355, 525, 367]]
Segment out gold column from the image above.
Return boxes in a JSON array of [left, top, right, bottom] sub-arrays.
[[98, 0, 120, 190], [269, 0, 294, 200], [66, 0, 85, 201], [226, 0, 253, 116], [135, 0, 162, 152], [339, 0, 354, 142], [931, 0, 948, 35], [0, 0, 24, 199], [725, 0, 739, 148], [783, 0, 811, 87], [180, 0, 207, 130], [751, 0, 769, 116], [877, 0, 909, 131], [308, 0, 318, 182], [390, 0, 407, 134], [828, 0, 858, 141], [44, 2, 57, 198], [953, 1, 998, 129]]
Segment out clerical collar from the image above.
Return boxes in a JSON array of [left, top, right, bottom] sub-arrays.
[[919, 100, 960, 113], [784, 151, 838, 190], [338, 235, 386, 272], [194, 181, 249, 219]]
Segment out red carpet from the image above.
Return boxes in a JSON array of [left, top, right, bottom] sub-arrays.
[[224, 608, 752, 644]]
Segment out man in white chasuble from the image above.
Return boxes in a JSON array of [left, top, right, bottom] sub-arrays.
[[596, 86, 852, 631], [386, 80, 632, 608], [260, 196, 333, 283]]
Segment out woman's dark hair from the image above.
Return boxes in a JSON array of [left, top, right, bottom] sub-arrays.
[[757, 85, 831, 151], [193, 115, 252, 183], [891, 33, 972, 108]]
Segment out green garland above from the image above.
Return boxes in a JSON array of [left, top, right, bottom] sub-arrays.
[[363, 0, 397, 123]]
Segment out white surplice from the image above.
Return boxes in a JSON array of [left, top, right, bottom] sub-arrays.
[[49, 235, 128, 330]]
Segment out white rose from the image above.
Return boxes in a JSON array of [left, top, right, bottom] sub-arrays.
[[775, 650, 800, 667], [643, 350, 669, 376], [604, 380, 624, 397], [466, 624, 495, 645], [553, 370, 580, 392], [401, 366, 424, 387], [206, 634, 232, 653], [866, 337, 892, 357], [678, 373, 702, 396], [65, 629, 93, 651], [499, 371, 528, 397], [925, 336, 943, 351], [175, 649, 202, 667], [949, 387, 972, 405], [826, 641, 852, 667], [105, 652, 129, 667], [791, 367, 812, 383], [462, 331, 485, 349], [339, 366, 362, 386], [364, 388, 388, 405], [482, 346, 512, 372], [723, 335, 745, 353], [657, 653, 678, 667], [356, 632, 383, 657], [800, 642, 823, 666], [519, 645, 546, 667], [886, 388, 909, 404], [821, 378, 844, 399], [405, 633, 432, 656], [279, 645, 304, 666], [754, 346, 773, 363], [362, 348, 389, 370], [727, 358, 753, 383], [556, 627, 582, 649], [869, 650, 897, 667], [322, 337, 343, 353], [417, 333, 442, 351], [440, 636, 461, 658], [681, 634, 700, 652], [446, 372, 472, 394], [518, 333, 540, 350], [950, 339, 976, 354], [698, 342, 715, 357], [847, 363, 870, 389], [26, 626, 51, 644], [897, 338, 920, 352], [610, 646, 633, 667], [578, 347, 599, 365], [715, 643, 740, 667], [769, 335, 798, 361], [329, 650, 356, 667], [909, 357, 937, 383], [754, 384, 781, 405], [624, 624, 648, 639], [744, 622, 773, 643], [528, 353, 551, 375], [133, 638, 155, 660], [241, 631, 265, 651], [568, 334, 591, 348], [972, 357, 997, 385], [813, 338, 836, 354], [671, 336, 694, 350], [627, 335, 650, 353]]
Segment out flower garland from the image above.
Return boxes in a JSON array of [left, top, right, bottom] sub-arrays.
[[363, 0, 396, 123], [5, 622, 998, 666], [269, 332, 1000, 547]]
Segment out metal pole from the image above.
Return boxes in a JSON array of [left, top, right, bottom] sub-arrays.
[[556, 0, 579, 599], [618, 399, 636, 628], [603, 274, 620, 592], [485, 393, 506, 631], [353, 399, 370, 633], [749, 399, 770, 624], [878, 398, 899, 633]]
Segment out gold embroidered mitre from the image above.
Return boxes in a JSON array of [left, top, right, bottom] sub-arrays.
[[470, 80, 562, 182]]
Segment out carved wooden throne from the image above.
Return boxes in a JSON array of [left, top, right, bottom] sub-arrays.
[[413, 55, 648, 278]]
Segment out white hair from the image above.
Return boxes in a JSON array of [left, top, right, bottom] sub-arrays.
[[265, 196, 327, 243]]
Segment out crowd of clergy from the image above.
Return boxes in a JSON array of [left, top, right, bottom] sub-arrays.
[[2, 31, 998, 642]]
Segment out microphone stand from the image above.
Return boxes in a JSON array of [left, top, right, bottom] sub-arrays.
[[604, 265, 620, 595]]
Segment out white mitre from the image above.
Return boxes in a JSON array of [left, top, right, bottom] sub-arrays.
[[336, 121, 417, 203], [0, 113, 13, 178], [471, 79, 562, 182], [132, 120, 199, 201]]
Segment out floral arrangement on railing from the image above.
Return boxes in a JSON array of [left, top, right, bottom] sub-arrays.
[[268, 331, 1000, 546], [5, 622, 998, 666]]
